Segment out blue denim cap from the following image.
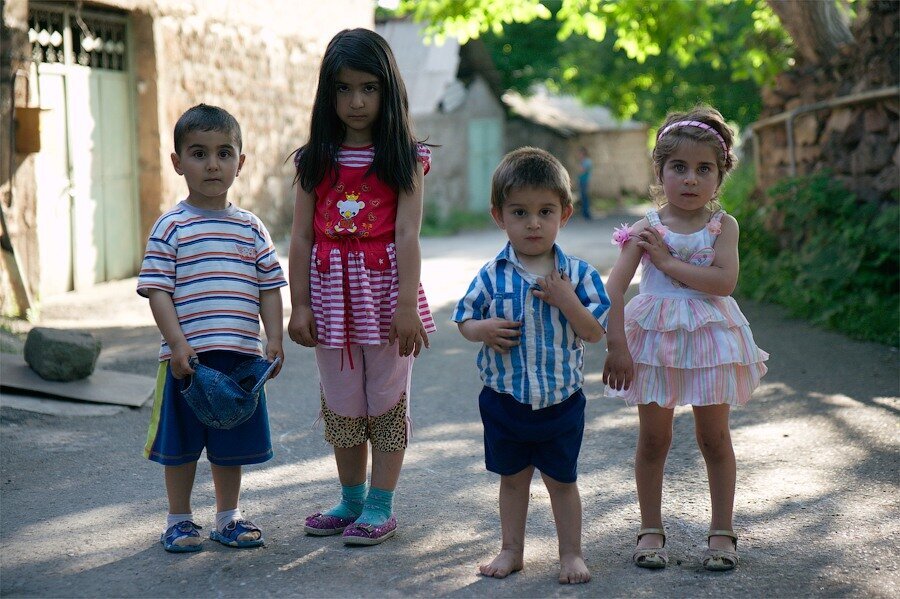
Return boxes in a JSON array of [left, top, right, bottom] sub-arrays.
[[181, 356, 280, 430]]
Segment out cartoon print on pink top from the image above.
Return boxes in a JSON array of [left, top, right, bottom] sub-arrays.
[[333, 192, 365, 234]]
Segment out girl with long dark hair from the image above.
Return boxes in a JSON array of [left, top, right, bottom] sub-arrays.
[[288, 28, 434, 546]]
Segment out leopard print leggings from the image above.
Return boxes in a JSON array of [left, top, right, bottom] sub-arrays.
[[320, 388, 408, 452]]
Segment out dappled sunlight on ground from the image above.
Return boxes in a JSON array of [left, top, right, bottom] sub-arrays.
[[413, 421, 482, 440]]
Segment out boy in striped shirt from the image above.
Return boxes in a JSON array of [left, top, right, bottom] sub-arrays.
[[137, 104, 286, 552], [453, 147, 610, 584]]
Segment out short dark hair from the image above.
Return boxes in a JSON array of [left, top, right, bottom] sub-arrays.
[[491, 147, 572, 210], [173, 104, 242, 154]]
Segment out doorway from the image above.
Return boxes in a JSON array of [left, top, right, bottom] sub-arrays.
[[29, 3, 139, 297]]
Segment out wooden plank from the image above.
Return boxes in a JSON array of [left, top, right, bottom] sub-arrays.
[[0, 354, 153, 407]]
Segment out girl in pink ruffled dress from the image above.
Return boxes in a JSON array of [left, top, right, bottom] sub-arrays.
[[603, 106, 768, 572]]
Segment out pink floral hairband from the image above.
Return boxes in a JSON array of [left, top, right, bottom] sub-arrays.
[[657, 120, 728, 154]]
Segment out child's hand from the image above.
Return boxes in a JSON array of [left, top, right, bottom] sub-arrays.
[[532, 270, 578, 309], [389, 306, 430, 357], [265, 341, 284, 378], [479, 318, 522, 353], [288, 305, 318, 347], [602, 348, 634, 391], [636, 228, 673, 269], [169, 343, 197, 380]]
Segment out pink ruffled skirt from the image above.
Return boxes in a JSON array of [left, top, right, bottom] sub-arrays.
[[607, 294, 769, 408]]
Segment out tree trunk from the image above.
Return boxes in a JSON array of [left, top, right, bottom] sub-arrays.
[[768, 0, 855, 64]]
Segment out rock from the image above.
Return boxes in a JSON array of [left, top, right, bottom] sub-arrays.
[[851, 133, 894, 174], [825, 108, 855, 134], [23, 327, 101, 381], [864, 106, 889, 133]]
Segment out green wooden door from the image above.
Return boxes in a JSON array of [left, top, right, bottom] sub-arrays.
[[467, 118, 503, 211], [32, 67, 74, 298], [67, 66, 138, 286]]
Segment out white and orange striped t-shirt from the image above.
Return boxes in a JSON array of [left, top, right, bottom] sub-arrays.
[[137, 201, 287, 361]]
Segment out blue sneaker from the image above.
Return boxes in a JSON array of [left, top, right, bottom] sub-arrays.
[[161, 520, 203, 553]]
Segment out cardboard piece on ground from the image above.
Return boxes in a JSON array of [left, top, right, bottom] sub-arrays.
[[0, 392, 128, 416], [0, 354, 153, 407]]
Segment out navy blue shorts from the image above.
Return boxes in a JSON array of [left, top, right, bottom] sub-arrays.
[[478, 386, 586, 483], [143, 350, 274, 467]]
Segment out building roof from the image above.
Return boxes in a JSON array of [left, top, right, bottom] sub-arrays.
[[503, 88, 646, 136], [376, 20, 461, 116], [377, 19, 504, 116]]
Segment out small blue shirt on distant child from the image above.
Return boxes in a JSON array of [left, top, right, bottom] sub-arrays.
[[452, 242, 610, 409]]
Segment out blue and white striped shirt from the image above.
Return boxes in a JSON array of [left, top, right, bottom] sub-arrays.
[[452, 243, 610, 409]]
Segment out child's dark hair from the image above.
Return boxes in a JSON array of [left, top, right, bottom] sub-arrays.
[[491, 147, 572, 210], [651, 104, 737, 206], [293, 28, 420, 193], [174, 104, 242, 153]]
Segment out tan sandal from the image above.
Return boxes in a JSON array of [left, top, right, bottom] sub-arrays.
[[632, 527, 668, 569], [702, 529, 738, 571]]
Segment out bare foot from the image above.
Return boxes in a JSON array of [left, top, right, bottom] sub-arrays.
[[478, 549, 523, 579], [558, 553, 591, 584], [238, 530, 261, 542], [708, 534, 736, 552], [636, 532, 664, 550]]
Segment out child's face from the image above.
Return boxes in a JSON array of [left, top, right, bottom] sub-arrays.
[[491, 186, 573, 260], [660, 139, 720, 213], [334, 67, 381, 145], [171, 129, 244, 208]]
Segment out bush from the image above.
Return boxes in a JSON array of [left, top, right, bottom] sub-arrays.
[[421, 208, 493, 237], [720, 166, 899, 347]]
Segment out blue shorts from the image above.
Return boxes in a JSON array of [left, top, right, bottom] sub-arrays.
[[479, 386, 586, 483], [143, 350, 273, 467]]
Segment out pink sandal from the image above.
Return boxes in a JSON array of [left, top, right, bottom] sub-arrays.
[[304, 512, 357, 536], [342, 516, 397, 546]]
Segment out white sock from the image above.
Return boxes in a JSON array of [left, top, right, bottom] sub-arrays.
[[216, 508, 242, 532], [166, 512, 194, 532]]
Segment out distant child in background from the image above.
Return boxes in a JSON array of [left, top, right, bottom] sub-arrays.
[[288, 28, 434, 546], [453, 147, 610, 584], [138, 104, 286, 552], [603, 106, 768, 571], [577, 146, 593, 220]]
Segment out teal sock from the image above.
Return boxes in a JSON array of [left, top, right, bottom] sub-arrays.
[[323, 482, 367, 520], [355, 487, 394, 526]]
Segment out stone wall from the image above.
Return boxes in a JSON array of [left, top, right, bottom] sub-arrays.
[[568, 129, 652, 199], [755, 1, 898, 204], [0, 0, 372, 314]]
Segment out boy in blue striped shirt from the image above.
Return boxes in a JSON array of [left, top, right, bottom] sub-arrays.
[[453, 147, 610, 584]]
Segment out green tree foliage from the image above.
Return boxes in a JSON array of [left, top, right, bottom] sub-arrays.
[[397, 0, 791, 128]]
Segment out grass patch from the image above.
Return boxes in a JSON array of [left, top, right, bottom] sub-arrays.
[[421, 208, 493, 237], [0, 318, 27, 354]]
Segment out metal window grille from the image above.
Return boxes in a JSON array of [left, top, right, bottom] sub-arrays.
[[29, 4, 128, 72]]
